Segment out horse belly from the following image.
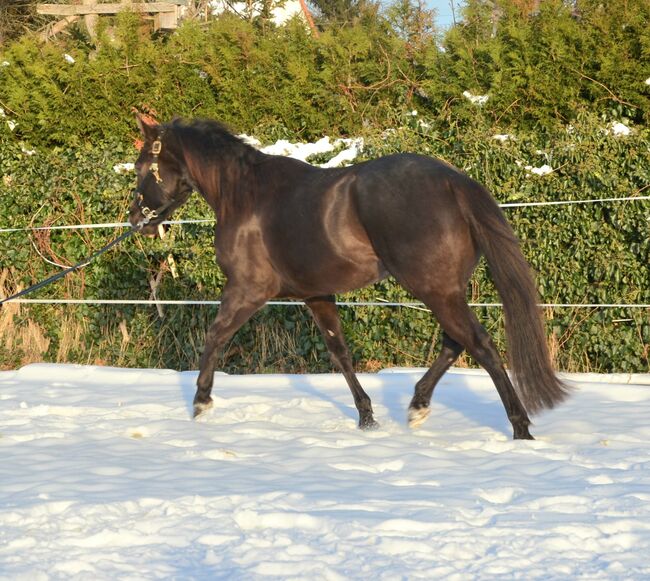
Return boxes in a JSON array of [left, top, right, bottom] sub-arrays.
[[273, 236, 386, 297], [268, 185, 387, 297]]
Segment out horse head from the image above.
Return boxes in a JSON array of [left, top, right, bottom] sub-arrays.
[[129, 114, 193, 235]]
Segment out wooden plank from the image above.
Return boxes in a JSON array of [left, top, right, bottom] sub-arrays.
[[155, 7, 179, 30], [82, 0, 98, 39], [37, 3, 177, 16], [40, 14, 80, 40]]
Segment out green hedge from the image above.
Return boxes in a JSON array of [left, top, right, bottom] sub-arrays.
[[0, 12, 419, 146], [1, 115, 648, 373], [1, 2, 649, 147]]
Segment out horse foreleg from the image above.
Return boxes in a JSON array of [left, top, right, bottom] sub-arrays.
[[408, 332, 464, 428], [306, 296, 378, 430], [194, 288, 267, 418]]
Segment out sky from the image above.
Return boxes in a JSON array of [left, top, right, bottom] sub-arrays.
[[425, 0, 464, 28]]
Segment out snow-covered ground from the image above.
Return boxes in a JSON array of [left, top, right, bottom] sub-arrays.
[[1, 364, 650, 579]]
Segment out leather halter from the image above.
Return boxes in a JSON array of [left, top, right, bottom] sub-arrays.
[[133, 134, 175, 228]]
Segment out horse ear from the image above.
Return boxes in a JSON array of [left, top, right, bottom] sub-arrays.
[[136, 113, 159, 141]]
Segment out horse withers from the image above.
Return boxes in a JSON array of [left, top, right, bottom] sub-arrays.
[[129, 115, 569, 438]]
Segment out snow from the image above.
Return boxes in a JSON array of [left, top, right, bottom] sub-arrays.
[[113, 162, 134, 174], [259, 136, 364, 167], [525, 163, 554, 176], [319, 139, 364, 169], [609, 122, 632, 137], [2, 363, 650, 579], [462, 90, 489, 106], [261, 136, 336, 160], [237, 133, 262, 148]]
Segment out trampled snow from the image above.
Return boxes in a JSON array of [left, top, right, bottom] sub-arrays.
[[2, 364, 650, 579]]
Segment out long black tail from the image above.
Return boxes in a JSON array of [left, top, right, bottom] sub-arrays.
[[459, 182, 570, 414]]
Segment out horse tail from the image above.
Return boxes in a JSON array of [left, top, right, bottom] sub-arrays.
[[457, 181, 570, 415]]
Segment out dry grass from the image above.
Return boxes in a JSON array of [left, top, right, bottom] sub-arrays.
[[56, 315, 87, 363], [19, 320, 51, 365], [1, 269, 51, 366]]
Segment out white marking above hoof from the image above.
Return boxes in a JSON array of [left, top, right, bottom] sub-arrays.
[[408, 407, 430, 429], [193, 399, 214, 418]]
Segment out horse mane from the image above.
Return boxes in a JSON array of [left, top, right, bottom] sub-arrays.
[[165, 118, 263, 218], [166, 118, 257, 160]]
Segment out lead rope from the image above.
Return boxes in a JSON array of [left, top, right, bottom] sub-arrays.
[[0, 227, 139, 307], [1, 135, 176, 307], [1, 193, 179, 306]]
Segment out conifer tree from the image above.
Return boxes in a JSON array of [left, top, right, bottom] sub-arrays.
[[308, 0, 374, 25]]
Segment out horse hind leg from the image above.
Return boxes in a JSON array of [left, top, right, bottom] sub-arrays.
[[416, 292, 533, 440], [306, 296, 378, 430], [408, 332, 463, 428]]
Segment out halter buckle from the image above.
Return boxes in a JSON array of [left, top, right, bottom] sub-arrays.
[[151, 140, 162, 155], [141, 206, 159, 222]]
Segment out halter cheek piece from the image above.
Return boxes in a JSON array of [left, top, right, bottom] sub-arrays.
[[149, 139, 163, 184]]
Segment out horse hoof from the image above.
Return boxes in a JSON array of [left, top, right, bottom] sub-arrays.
[[408, 406, 430, 429], [359, 417, 380, 431], [514, 431, 535, 440], [193, 398, 214, 418]]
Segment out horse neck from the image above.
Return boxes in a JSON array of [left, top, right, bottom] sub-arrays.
[[181, 139, 257, 221]]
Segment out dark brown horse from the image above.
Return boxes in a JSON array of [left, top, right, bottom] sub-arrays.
[[129, 115, 569, 438]]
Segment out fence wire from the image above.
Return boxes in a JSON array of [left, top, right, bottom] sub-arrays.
[[1, 194, 649, 309]]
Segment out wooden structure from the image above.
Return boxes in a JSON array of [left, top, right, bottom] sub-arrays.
[[37, 1, 187, 38]]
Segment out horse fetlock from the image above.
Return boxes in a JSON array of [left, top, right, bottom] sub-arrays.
[[513, 424, 534, 440], [408, 405, 430, 429], [510, 415, 534, 440]]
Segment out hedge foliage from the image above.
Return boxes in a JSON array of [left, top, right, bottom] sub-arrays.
[[1, 0, 649, 145], [1, 114, 648, 373], [0, 0, 648, 373]]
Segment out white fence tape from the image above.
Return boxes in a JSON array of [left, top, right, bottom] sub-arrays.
[[3, 299, 649, 309], [1, 194, 648, 309], [1, 195, 649, 233]]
